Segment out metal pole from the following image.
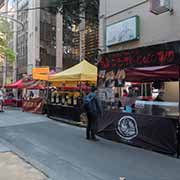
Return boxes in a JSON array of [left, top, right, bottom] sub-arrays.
[[2, 0, 8, 87], [46, 82, 51, 117], [177, 63, 180, 158]]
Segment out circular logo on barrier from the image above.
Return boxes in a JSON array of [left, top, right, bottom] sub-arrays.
[[116, 116, 138, 140]]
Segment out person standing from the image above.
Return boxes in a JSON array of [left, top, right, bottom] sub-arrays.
[[0, 88, 4, 112], [29, 91, 34, 99], [123, 89, 128, 97], [84, 87, 102, 141]]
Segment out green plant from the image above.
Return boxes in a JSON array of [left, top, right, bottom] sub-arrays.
[[0, 17, 16, 63]]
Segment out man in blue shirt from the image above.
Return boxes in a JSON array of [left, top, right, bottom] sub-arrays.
[[84, 86, 102, 140]]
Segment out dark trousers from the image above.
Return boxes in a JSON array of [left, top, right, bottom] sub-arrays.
[[86, 112, 97, 139], [0, 100, 3, 111]]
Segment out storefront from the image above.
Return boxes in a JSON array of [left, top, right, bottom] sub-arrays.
[[97, 40, 180, 156]]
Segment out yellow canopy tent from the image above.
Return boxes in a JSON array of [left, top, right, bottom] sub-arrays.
[[49, 60, 97, 82]]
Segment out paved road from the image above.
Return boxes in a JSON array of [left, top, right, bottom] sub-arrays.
[[0, 110, 180, 180]]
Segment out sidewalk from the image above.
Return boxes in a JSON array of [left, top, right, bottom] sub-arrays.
[[0, 143, 47, 180]]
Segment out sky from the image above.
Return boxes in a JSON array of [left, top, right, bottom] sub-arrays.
[[8, 0, 15, 10], [8, 0, 14, 5], [8, 0, 15, 9]]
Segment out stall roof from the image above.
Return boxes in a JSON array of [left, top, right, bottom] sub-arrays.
[[5, 79, 45, 89], [125, 65, 178, 82], [49, 60, 97, 82], [58, 85, 91, 92], [5, 79, 23, 89]]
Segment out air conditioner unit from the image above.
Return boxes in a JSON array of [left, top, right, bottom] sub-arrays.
[[150, 0, 170, 15]]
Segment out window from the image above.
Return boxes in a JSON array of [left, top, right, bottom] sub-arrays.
[[150, 0, 170, 14]]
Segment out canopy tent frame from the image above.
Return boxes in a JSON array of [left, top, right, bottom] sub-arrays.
[[49, 60, 97, 83]]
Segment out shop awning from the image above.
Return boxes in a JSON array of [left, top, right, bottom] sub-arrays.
[[49, 60, 97, 82], [125, 65, 178, 82]]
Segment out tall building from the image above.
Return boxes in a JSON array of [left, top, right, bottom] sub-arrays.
[[99, 0, 180, 53], [16, 0, 28, 79], [28, 0, 58, 73], [39, 2, 56, 69], [13, 0, 58, 78], [63, 0, 99, 69], [28, 0, 99, 71], [12, 0, 99, 79]]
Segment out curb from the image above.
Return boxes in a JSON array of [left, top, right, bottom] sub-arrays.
[[0, 138, 54, 180], [48, 116, 86, 128]]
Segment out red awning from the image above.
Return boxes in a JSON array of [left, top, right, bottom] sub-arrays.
[[59, 85, 91, 92], [5, 79, 45, 89], [5, 79, 24, 89], [125, 65, 178, 82]]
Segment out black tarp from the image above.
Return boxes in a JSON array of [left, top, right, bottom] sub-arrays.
[[97, 111, 178, 155]]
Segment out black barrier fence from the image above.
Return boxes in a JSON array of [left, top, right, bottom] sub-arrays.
[[97, 111, 178, 155]]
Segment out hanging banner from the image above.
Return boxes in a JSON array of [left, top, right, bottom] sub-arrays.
[[22, 98, 45, 114], [32, 67, 50, 81]]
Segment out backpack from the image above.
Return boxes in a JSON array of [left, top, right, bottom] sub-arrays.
[[83, 93, 96, 113]]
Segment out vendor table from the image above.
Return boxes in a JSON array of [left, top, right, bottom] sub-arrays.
[[97, 110, 178, 155], [4, 99, 22, 107], [47, 104, 82, 122], [22, 98, 44, 114]]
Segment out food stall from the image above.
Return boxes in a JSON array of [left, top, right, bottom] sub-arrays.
[[5, 79, 24, 107], [97, 40, 180, 156], [5, 77, 46, 113], [48, 60, 97, 122]]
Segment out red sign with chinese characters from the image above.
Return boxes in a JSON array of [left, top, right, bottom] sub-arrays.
[[98, 41, 180, 70]]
